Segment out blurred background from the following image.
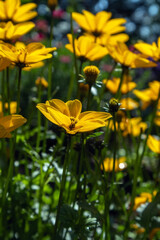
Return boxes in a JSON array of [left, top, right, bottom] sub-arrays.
[[29, 0, 160, 43]]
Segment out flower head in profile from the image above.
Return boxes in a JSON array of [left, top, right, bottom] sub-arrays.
[[122, 117, 147, 137], [103, 76, 136, 95], [0, 101, 17, 116], [120, 98, 139, 111], [107, 116, 147, 136], [134, 37, 160, 61], [37, 99, 112, 135], [101, 157, 127, 172], [147, 135, 160, 154], [35, 77, 48, 89], [65, 34, 108, 62], [0, 21, 35, 41], [72, 10, 127, 43], [133, 191, 157, 210], [107, 42, 157, 68], [0, 114, 27, 138], [0, 41, 56, 68], [133, 81, 160, 110], [0, 0, 37, 23]]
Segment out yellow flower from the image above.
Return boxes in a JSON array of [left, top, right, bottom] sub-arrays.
[[83, 65, 100, 85], [88, 32, 129, 46], [0, 21, 35, 41], [134, 37, 160, 61], [35, 77, 48, 89], [0, 101, 17, 115], [120, 98, 139, 110], [107, 42, 157, 68], [133, 81, 160, 109], [37, 99, 112, 135], [0, 41, 56, 68], [103, 77, 136, 94], [147, 135, 160, 154], [72, 10, 127, 43], [122, 117, 147, 137], [65, 34, 108, 62], [101, 157, 127, 172], [0, 0, 37, 23], [133, 192, 157, 210], [0, 114, 27, 138]]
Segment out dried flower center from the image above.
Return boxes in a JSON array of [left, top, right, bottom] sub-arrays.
[[69, 117, 78, 130]]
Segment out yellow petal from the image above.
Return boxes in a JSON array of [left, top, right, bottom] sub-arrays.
[[72, 12, 91, 32], [147, 135, 160, 154], [0, 2, 6, 20], [96, 11, 112, 32], [5, 0, 20, 19], [47, 99, 70, 116], [0, 114, 26, 134], [82, 10, 96, 32], [66, 99, 82, 118], [12, 3, 37, 22]]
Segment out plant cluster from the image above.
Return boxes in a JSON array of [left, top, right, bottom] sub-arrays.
[[0, 0, 160, 239]]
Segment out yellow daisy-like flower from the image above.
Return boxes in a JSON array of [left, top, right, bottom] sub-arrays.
[[37, 99, 112, 135], [35, 77, 48, 89], [89, 32, 129, 46], [133, 81, 160, 110], [0, 101, 17, 115], [147, 135, 160, 154], [107, 42, 157, 68], [101, 157, 127, 172], [134, 37, 160, 61], [72, 10, 127, 43], [0, 21, 35, 41], [120, 98, 139, 110], [0, 114, 27, 138], [122, 117, 147, 137], [0, 41, 56, 68], [133, 191, 157, 210], [103, 77, 136, 94], [65, 34, 108, 62], [0, 0, 37, 23]]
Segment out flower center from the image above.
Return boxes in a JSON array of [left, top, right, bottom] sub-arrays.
[[69, 117, 78, 130]]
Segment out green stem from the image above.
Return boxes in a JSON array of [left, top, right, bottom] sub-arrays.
[[36, 86, 42, 152], [16, 67, 22, 113], [115, 66, 128, 100], [6, 67, 10, 114], [70, 12, 78, 83], [53, 135, 71, 238], [86, 84, 92, 110]]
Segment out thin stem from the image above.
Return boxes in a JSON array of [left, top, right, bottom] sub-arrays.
[[16, 67, 22, 113], [36, 86, 42, 152], [53, 135, 71, 238], [115, 66, 128, 100], [86, 84, 92, 110], [6, 67, 10, 114]]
